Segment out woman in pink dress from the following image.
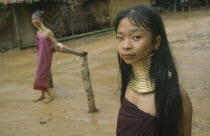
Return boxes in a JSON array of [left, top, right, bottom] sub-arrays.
[[32, 10, 66, 103]]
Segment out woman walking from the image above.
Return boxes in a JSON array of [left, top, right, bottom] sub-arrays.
[[32, 10, 66, 103]]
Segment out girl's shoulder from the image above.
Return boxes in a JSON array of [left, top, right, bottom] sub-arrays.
[[36, 29, 51, 35], [46, 29, 54, 37], [46, 28, 52, 32], [179, 87, 193, 135], [179, 86, 193, 121], [179, 86, 192, 107], [45, 28, 52, 34]]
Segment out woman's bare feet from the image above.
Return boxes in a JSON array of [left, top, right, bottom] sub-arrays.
[[34, 96, 45, 102], [43, 90, 54, 103], [43, 95, 54, 103], [34, 91, 45, 102]]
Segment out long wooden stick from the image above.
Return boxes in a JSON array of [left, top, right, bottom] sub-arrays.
[[80, 55, 98, 113], [49, 47, 97, 113], [56, 47, 88, 56]]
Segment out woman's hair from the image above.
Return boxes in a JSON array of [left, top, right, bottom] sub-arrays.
[[114, 5, 183, 136], [32, 10, 45, 20]]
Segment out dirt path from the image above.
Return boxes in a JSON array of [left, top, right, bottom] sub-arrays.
[[0, 9, 210, 136]]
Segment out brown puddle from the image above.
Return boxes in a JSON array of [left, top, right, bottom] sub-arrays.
[[0, 9, 210, 136]]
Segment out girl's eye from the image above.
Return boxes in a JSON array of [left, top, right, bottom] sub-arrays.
[[117, 37, 123, 40], [133, 36, 141, 40]]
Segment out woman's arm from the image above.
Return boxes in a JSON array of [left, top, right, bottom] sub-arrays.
[[180, 87, 193, 136], [48, 30, 67, 51]]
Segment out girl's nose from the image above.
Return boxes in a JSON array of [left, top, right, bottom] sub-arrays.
[[122, 38, 132, 50]]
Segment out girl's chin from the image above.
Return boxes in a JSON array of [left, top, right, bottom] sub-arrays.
[[33, 24, 40, 27], [123, 59, 136, 65]]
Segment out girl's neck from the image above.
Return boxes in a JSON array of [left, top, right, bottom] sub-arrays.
[[37, 23, 47, 33], [128, 53, 155, 93]]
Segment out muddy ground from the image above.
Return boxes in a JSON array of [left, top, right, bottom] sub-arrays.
[[0, 9, 210, 136]]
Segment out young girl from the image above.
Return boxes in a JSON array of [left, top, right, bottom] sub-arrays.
[[32, 10, 66, 103], [115, 5, 192, 136]]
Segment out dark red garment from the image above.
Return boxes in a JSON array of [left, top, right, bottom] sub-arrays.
[[33, 35, 53, 91], [116, 97, 156, 136]]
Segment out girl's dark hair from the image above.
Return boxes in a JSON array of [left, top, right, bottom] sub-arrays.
[[114, 5, 183, 136], [32, 10, 45, 20]]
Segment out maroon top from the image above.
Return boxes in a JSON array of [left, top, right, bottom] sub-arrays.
[[116, 97, 156, 136]]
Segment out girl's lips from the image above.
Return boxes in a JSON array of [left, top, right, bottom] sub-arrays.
[[122, 54, 135, 59]]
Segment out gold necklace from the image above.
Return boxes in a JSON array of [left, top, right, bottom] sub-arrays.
[[38, 23, 47, 33], [128, 54, 155, 93]]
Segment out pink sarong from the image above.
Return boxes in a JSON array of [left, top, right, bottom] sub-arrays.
[[33, 35, 53, 91]]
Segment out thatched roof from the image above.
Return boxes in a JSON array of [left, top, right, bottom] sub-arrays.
[[0, 0, 87, 4]]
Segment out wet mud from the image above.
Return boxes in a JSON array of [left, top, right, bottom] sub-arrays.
[[0, 9, 210, 136]]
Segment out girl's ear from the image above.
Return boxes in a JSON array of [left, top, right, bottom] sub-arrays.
[[154, 35, 161, 50]]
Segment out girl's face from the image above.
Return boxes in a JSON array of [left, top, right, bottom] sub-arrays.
[[116, 17, 155, 64], [32, 15, 42, 27]]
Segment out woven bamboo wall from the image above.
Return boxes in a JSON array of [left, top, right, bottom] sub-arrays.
[[28, 2, 91, 37], [0, 0, 151, 51], [108, 0, 150, 24], [0, 7, 16, 52]]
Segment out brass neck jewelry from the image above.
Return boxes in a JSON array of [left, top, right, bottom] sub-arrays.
[[128, 54, 155, 93], [37, 23, 46, 33]]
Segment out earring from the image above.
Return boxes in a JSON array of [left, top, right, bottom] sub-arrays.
[[154, 45, 159, 51]]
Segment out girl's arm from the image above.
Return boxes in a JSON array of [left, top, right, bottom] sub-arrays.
[[48, 30, 67, 51], [180, 87, 193, 136]]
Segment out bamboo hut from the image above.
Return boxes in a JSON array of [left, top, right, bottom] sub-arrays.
[[0, 0, 151, 52], [0, 0, 111, 52], [151, 0, 209, 12], [108, 0, 150, 25]]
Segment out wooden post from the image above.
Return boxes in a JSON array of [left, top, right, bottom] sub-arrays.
[[55, 46, 87, 56], [50, 47, 97, 113], [11, 5, 22, 48], [198, 0, 201, 10], [49, 71, 54, 88], [189, 2, 192, 12], [80, 55, 97, 113], [206, 0, 210, 7], [205, 0, 207, 7], [61, 48, 88, 56], [182, 2, 184, 12], [174, 0, 177, 13]]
